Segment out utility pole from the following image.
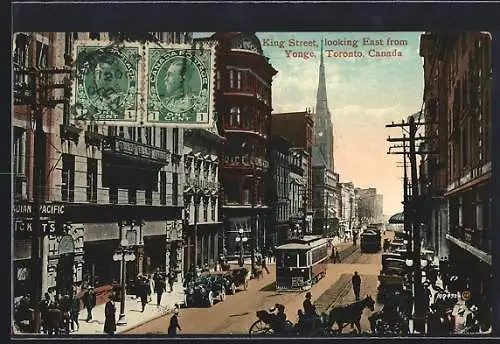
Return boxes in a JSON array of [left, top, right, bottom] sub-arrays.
[[31, 70, 44, 335], [403, 135, 412, 258], [386, 116, 438, 335], [408, 116, 425, 334]]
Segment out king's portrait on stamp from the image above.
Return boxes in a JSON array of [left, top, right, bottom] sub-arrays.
[[87, 54, 128, 112], [147, 47, 211, 125], [160, 57, 198, 114], [74, 44, 139, 122]]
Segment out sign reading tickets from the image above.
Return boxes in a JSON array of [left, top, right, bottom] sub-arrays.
[[146, 42, 216, 128], [73, 41, 141, 125]]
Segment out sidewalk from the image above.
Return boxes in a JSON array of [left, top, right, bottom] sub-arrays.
[[76, 281, 184, 335]]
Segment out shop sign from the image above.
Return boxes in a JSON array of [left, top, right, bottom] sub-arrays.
[[13, 203, 65, 217], [14, 219, 58, 235]]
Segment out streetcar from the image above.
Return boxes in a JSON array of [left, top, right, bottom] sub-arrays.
[[360, 230, 382, 253], [275, 235, 329, 291]]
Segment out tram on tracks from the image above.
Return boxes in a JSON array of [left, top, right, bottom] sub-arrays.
[[275, 235, 329, 291]]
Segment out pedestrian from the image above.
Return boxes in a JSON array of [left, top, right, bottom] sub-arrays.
[[353, 232, 358, 247], [137, 276, 149, 312], [168, 271, 175, 293], [267, 247, 273, 264], [428, 267, 438, 287], [335, 248, 341, 263], [104, 293, 117, 335], [352, 271, 361, 301], [154, 269, 166, 308], [82, 286, 96, 322], [148, 274, 154, 303], [167, 308, 182, 336], [303, 292, 316, 316], [262, 258, 269, 274], [330, 247, 336, 263], [59, 293, 72, 334], [70, 292, 80, 332]]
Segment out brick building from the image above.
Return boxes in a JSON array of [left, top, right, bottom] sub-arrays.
[[208, 32, 277, 258], [271, 111, 314, 233], [12, 32, 191, 302], [420, 31, 492, 309]]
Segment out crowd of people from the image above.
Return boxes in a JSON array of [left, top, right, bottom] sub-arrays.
[[13, 268, 182, 335], [368, 254, 492, 336]]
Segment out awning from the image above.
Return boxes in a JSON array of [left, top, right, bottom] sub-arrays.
[[389, 212, 404, 224]]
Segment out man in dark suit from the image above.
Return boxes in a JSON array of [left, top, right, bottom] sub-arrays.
[[352, 271, 361, 301]]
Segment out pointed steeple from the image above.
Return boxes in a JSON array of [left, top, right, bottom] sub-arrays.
[[316, 38, 329, 118], [313, 37, 335, 172]]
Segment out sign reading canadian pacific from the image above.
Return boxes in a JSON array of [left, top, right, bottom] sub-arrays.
[[71, 40, 217, 128], [146, 42, 217, 128]]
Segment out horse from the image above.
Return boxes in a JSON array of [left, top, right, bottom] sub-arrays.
[[327, 295, 376, 334]]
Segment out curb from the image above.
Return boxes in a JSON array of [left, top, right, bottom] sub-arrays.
[[119, 306, 175, 334]]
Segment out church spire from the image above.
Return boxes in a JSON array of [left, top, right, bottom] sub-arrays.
[[316, 37, 329, 119], [314, 36, 335, 172]]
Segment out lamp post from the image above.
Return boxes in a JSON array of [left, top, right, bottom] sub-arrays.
[[244, 172, 259, 275], [235, 228, 248, 267], [114, 223, 137, 326]]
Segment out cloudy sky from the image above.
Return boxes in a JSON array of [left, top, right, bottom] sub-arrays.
[[194, 32, 425, 216]]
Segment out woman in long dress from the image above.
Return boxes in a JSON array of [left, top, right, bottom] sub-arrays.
[[104, 293, 117, 335]]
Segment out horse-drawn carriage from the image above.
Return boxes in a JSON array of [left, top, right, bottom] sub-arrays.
[[248, 295, 376, 337]]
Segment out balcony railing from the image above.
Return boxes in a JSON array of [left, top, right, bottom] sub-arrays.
[[224, 121, 267, 137], [223, 155, 269, 169]]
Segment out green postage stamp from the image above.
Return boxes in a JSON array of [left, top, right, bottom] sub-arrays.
[[146, 42, 216, 128], [73, 41, 141, 124]]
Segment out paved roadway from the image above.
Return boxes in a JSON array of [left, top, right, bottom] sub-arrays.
[[126, 232, 393, 335]]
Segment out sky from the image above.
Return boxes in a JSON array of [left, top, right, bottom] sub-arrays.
[[194, 32, 425, 216]]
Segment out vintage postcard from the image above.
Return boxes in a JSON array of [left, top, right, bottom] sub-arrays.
[[12, 31, 492, 337]]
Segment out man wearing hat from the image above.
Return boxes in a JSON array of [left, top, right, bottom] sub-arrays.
[[303, 292, 316, 317], [167, 308, 182, 336], [269, 303, 287, 334], [136, 274, 149, 313], [82, 285, 96, 322]]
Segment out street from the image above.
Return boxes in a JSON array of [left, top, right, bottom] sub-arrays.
[[125, 234, 392, 335]]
